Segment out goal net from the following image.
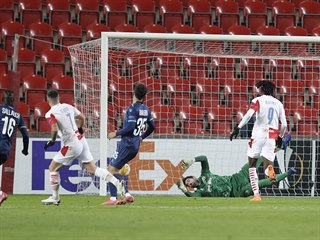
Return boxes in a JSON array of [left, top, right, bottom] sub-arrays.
[[68, 33, 319, 197]]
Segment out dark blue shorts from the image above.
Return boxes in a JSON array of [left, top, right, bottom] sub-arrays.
[[110, 138, 140, 169]]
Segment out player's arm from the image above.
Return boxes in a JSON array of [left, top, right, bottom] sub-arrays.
[[176, 178, 202, 197], [75, 113, 85, 134], [141, 114, 155, 140], [44, 113, 59, 150], [182, 155, 210, 172], [18, 116, 29, 156], [277, 105, 288, 148]]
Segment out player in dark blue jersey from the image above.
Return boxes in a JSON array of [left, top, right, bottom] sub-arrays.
[[102, 83, 155, 205], [0, 90, 29, 206]]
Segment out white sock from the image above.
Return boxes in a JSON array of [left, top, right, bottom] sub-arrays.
[[0, 191, 2, 195], [264, 168, 269, 177], [50, 172, 60, 200], [110, 196, 117, 201], [125, 192, 131, 198], [94, 167, 119, 187], [249, 167, 259, 196]]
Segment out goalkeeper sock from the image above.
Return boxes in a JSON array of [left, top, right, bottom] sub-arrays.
[[249, 168, 259, 196], [50, 172, 60, 200]]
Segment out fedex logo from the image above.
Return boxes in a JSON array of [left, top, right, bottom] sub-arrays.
[[31, 141, 188, 193]]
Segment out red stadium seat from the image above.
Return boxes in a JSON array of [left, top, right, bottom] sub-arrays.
[[22, 75, 47, 109], [171, 24, 195, 53], [200, 25, 224, 55], [207, 105, 233, 135], [18, 0, 42, 29], [195, 78, 220, 109], [159, 0, 184, 32], [299, 0, 320, 34], [227, 25, 252, 55], [243, 0, 268, 33], [292, 0, 306, 8], [114, 24, 139, 32], [167, 78, 191, 108], [296, 59, 320, 83], [143, 24, 167, 33], [179, 105, 206, 134], [223, 79, 249, 111], [17, 101, 31, 129], [40, 48, 65, 84], [284, 26, 309, 55], [46, 0, 71, 30], [0, 49, 8, 75], [256, 26, 281, 55], [211, 57, 236, 85], [143, 24, 167, 50], [278, 79, 305, 110], [141, 77, 163, 107], [215, 0, 240, 33], [269, 59, 294, 82], [154, 54, 182, 84], [86, 23, 110, 41], [34, 101, 51, 132], [151, 104, 176, 134], [183, 56, 209, 85], [29, 22, 54, 56], [1, 21, 25, 56], [52, 75, 74, 105], [75, 0, 100, 30], [312, 25, 320, 52], [110, 77, 134, 109], [103, 0, 128, 31], [58, 22, 82, 55], [0, 74, 9, 104], [17, 48, 36, 82], [240, 58, 265, 86], [0, 0, 14, 26], [125, 52, 152, 82], [187, 0, 212, 33], [132, 0, 156, 31], [293, 106, 319, 136], [272, 0, 296, 34]]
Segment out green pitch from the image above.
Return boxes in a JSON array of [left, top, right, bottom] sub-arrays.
[[0, 195, 319, 240]]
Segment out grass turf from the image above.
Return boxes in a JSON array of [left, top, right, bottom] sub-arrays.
[[0, 195, 319, 240]]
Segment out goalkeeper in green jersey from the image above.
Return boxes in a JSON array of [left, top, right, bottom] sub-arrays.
[[176, 155, 296, 197]]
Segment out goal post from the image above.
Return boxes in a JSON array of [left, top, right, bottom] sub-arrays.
[[69, 32, 320, 197]]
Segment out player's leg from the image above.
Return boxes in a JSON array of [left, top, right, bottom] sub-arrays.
[[261, 139, 277, 180], [0, 154, 8, 206]]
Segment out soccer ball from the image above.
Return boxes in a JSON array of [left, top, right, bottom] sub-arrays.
[[118, 164, 130, 176]]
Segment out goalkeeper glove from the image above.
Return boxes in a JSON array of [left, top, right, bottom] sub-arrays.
[[181, 158, 195, 169], [21, 149, 28, 156], [276, 136, 283, 149], [44, 140, 55, 150], [176, 178, 187, 193], [78, 127, 84, 134], [230, 127, 240, 141]]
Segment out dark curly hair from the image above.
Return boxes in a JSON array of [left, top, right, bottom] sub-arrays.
[[256, 80, 275, 96], [2, 90, 14, 105]]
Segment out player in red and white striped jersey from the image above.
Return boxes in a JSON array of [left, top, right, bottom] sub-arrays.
[[230, 80, 287, 201]]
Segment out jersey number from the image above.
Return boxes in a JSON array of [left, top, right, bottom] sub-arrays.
[[1, 116, 16, 137], [268, 107, 274, 124], [133, 118, 147, 136]]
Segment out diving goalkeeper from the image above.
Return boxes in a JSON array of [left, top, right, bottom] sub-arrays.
[[177, 155, 296, 197]]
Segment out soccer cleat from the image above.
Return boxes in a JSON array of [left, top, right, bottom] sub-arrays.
[[0, 192, 8, 206], [287, 167, 296, 176], [41, 196, 61, 205], [250, 194, 262, 202], [124, 195, 135, 204], [101, 198, 125, 205], [267, 165, 276, 180], [117, 180, 125, 198]]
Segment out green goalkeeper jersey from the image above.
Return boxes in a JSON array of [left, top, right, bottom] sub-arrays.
[[184, 156, 233, 197]]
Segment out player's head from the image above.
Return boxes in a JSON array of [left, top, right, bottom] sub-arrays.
[[2, 90, 15, 105], [47, 89, 59, 106], [182, 176, 200, 188], [134, 83, 147, 101], [256, 80, 275, 96]]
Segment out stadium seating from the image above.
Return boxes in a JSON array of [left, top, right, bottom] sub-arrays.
[[57, 22, 82, 55], [159, 0, 184, 32], [17, 101, 31, 130], [179, 105, 206, 134], [51, 75, 74, 105], [103, 0, 128, 31], [46, 0, 71, 30], [1, 21, 25, 56], [278, 79, 305, 110], [155, 54, 182, 83], [141, 77, 163, 107], [143, 24, 167, 50], [200, 25, 224, 55], [0, 49, 8, 75], [22, 74, 47, 109], [18, 0, 43, 29], [0, 0, 14, 26], [211, 57, 236, 85], [243, 0, 268, 33], [272, 0, 296, 34], [75, 0, 99, 30], [33, 101, 51, 132], [151, 104, 176, 134], [223, 79, 249, 111], [132, 0, 156, 31], [109, 77, 134, 109], [0, 74, 9, 103], [227, 25, 252, 55], [167, 77, 191, 108], [240, 58, 265, 86], [125, 51, 152, 82], [296, 59, 320, 83], [86, 23, 110, 41], [269, 59, 294, 82], [29, 22, 54, 56], [40, 48, 65, 84], [187, 0, 212, 33], [299, 0, 320, 34], [17, 48, 37, 82], [293, 106, 319, 136], [312, 25, 320, 52], [171, 24, 195, 53], [215, 0, 240, 33], [195, 78, 221, 108], [183, 56, 209, 85], [256, 26, 281, 55], [284, 26, 309, 55], [207, 105, 233, 135], [114, 24, 139, 32]]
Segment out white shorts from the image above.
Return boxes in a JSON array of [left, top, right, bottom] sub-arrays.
[[247, 137, 276, 161], [53, 137, 94, 166]]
